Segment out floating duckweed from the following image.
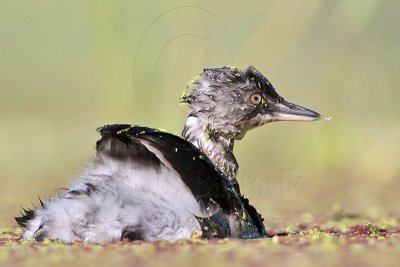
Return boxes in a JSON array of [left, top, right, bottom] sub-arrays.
[[182, 75, 201, 98], [202, 125, 212, 140], [199, 155, 205, 160], [250, 77, 255, 81], [117, 128, 129, 134], [226, 78, 232, 82], [230, 107, 234, 112], [241, 106, 245, 111], [365, 222, 379, 236], [240, 84, 246, 89], [261, 98, 267, 106], [42, 238, 56, 245], [139, 131, 145, 134], [309, 227, 323, 240], [286, 225, 297, 235], [257, 82, 261, 88], [96, 125, 105, 132], [242, 211, 247, 221], [191, 230, 202, 239], [183, 82, 192, 93], [235, 73, 241, 77]]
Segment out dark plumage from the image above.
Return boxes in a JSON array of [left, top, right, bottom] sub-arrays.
[[15, 207, 35, 229]]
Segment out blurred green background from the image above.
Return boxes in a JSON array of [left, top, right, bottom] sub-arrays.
[[1, 0, 399, 226]]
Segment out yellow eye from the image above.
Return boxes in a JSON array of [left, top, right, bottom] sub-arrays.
[[249, 93, 262, 105]]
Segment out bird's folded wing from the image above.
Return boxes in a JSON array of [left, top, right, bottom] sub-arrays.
[[96, 124, 242, 214]]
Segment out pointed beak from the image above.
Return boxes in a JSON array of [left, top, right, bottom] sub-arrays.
[[268, 98, 323, 122]]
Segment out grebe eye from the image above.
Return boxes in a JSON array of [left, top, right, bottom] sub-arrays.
[[249, 93, 262, 105]]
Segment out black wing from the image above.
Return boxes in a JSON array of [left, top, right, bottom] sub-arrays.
[[96, 124, 242, 213], [97, 124, 267, 237]]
